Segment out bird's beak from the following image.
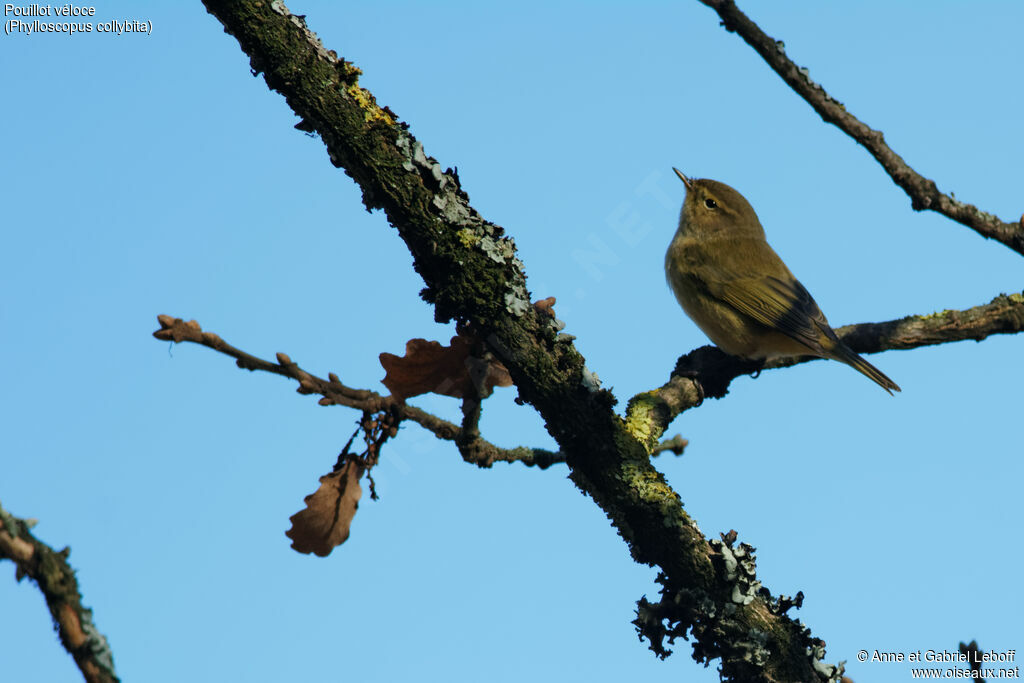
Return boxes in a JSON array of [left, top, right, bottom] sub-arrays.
[[672, 167, 692, 189]]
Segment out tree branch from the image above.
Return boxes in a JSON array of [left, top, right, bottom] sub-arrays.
[[959, 641, 988, 682], [195, 3, 837, 678], [629, 291, 1024, 438], [0, 502, 118, 683], [152, 315, 561, 469], [190, 2, 1021, 679], [153, 315, 687, 470], [697, 0, 1024, 255]]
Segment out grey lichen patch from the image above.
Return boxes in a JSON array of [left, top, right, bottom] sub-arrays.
[[696, 592, 717, 619], [479, 236, 510, 264], [709, 535, 761, 607], [429, 160, 445, 186], [396, 134, 415, 171], [795, 63, 844, 109], [424, 191, 473, 224], [412, 139, 427, 166], [406, 140, 446, 188], [580, 366, 602, 392], [78, 607, 117, 676], [395, 112, 536, 327], [394, 112, 533, 324], [737, 628, 771, 667], [634, 583, 708, 661], [269, 0, 334, 64], [971, 206, 1000, 224], [504, 282, 531, 316], [396, 136, 451, 195], [809, 641, 846, 682]]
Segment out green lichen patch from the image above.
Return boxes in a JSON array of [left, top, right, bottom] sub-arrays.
[[344, 83, 396, 125], [624, 392, 666, 454], [456, 228, 481, 249]]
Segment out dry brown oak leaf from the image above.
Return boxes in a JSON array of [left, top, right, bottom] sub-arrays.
[[380, 334, 512, 400], [285, 459, 365, 557]]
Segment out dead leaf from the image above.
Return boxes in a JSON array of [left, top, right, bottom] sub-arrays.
[[534, 297, 556, 316], [286, 460, 364, 556], [379, 334, 512, 400]]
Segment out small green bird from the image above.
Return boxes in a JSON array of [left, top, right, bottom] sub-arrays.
[[665, 168, 900, 394]]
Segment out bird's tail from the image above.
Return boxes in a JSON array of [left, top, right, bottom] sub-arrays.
[[832, 344, 901, 395]]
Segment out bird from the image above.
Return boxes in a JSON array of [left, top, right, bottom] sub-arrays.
[[665, 168, 900, 394]]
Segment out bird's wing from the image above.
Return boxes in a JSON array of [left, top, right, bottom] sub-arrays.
[[717, 274, 833, 353], [682, 236, 838, 355]]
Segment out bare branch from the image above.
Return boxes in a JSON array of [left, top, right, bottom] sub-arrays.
[[630, 291, 1024, 437], [698, 0, 1024, 255], [152, 315, 559, 469], [959, 641, 987, 682], [153, 315, 688, 470], [652, 434, 688, 457], [0, 502, 118, 683]]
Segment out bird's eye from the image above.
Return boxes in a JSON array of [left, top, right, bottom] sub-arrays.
[[704, 198, 718, 210]]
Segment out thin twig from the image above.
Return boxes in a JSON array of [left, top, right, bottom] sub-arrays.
[[153, 316, 689, 469], [959, 641, 987, 683], [652, 434, 689, 456], [698, 0, 1024, 255], [153, 315, 559, 468], [0, 502, 119, 683]]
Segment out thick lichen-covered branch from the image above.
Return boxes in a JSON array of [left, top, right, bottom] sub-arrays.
[[628, 291, 1024, 443], [198, 2, 841, 679], [0, 502, 118, 683], [698, 0, 1024, 256]]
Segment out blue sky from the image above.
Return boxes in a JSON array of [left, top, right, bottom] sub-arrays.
[[2, 2, 1022, 681]]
